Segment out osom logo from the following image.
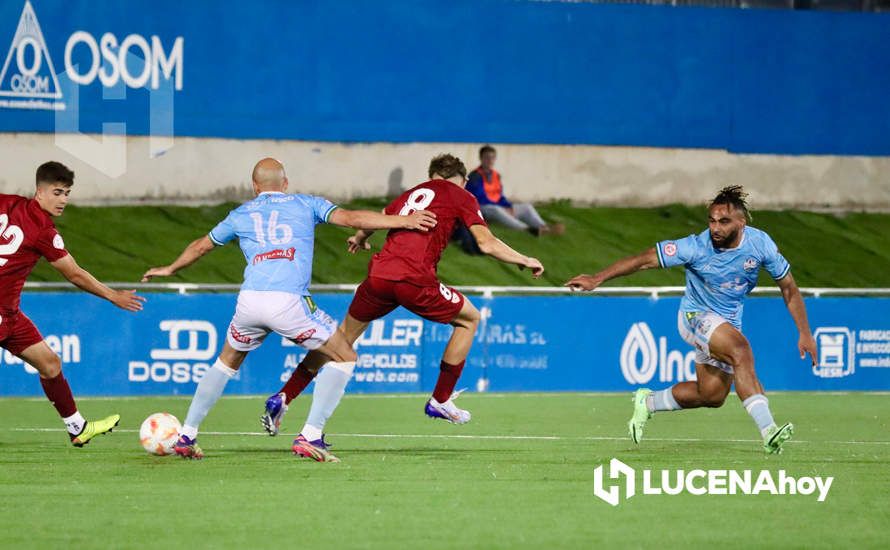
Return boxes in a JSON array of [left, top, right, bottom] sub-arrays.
[[0, 0, 62, 107], [0, 0, 183, 111], [620, 322, 696, 385]]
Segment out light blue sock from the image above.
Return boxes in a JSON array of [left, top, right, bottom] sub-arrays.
[[647, 388, 683, 413], [181, 359, 236, 438], [301, 362, 354, 440], [742, 394, 776, 437]]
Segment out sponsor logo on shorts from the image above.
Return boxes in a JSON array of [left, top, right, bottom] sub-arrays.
[[252, 247, 295, 265], [594, 458, 833, 506], [228, 324, 252, 344], [663, 242, 677, 257], [293, 328, 316, 345]]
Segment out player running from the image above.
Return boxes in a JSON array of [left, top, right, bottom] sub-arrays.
[[1, 162, 144, 446], [141, 158, 437, 459], [566, 186, 816, 454], [263, 154, 544, 462]]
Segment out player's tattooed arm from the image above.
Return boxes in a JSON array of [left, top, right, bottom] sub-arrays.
[[565, 247, 659, 291], [141, 235, 216, 282], [776, 273, 817, 365], [468, 225, 544, 278], [329, 208, 437, 232], [50, 255, 146, 312]]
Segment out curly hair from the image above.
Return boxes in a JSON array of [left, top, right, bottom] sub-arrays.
[[710, 185, 750, 221]]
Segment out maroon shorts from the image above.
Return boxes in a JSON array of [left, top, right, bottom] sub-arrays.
[[349, 277, 465, 324], [0, 311, 44, 356]]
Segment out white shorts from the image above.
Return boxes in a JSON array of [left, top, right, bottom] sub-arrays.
[[227, 291, 337, 352], [677, 310, 733, 374]]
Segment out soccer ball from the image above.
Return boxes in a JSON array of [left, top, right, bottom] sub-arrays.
[[139, 413, 182, 455]]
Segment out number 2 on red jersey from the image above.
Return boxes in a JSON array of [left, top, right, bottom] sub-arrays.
[[0, 213, 24, 267]]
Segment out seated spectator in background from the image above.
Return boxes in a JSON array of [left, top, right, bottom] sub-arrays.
[[466, 145, 563, 236]]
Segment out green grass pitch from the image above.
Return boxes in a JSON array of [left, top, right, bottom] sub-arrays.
[[1, 393, 888, 548]]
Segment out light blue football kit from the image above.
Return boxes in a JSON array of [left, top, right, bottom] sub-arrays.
[[655, 227, 790, 372], [208, 192, 340, 351]]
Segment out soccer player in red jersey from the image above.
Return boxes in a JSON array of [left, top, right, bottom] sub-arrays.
[[0, 162, 145, 446], [262, 154, 544, 461]]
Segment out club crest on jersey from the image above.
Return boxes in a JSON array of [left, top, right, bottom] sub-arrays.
[[52, 233, 64, 249], [743, 258, 757, 271], [252, 247, 295, 265], [663, 243, 678, 257]]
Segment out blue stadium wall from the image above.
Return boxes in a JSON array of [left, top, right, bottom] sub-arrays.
[[0, 0, 888, 155], [0, 293, 886, 396]]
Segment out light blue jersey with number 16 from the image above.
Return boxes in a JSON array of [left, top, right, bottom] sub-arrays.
[[208, 192, 338, 295]]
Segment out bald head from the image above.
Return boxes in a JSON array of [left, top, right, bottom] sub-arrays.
[[251, 157, 287, 192]]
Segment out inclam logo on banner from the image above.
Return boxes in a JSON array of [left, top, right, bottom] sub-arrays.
[[620, 322, 658, 384], [0, 0, 63, 109], [620, 322, 696, 385]]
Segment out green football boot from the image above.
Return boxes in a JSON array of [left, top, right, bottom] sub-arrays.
[[70, 414, 121, 447], [763, 422, 794, 454], [628, 389, 653, 444]]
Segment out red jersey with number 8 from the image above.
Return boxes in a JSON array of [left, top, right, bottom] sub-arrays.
[[0, 194, 69, 314], [368, 180, 486, 286]]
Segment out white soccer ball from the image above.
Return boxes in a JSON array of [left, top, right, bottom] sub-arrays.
[[139, 413, 182, 456]]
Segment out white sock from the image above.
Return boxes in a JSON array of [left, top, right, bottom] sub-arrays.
[[743, 394, 776, 438], [63, 411, 86, 435], [646, 389, 682, 413], [302, 361, 354, 439], [180, 425, 198, 440], [182, 359, 237, 438]]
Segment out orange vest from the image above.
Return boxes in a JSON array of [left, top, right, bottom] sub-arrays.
[[476, 167, 503, 204]]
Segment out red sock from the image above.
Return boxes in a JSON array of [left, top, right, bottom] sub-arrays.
[[279, 366, 317, 404], [432, 360, 465, 403], [40, 373, 78, 418]]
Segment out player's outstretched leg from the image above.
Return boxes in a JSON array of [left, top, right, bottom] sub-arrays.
[[630, 365, 732, 444], [425, 299, 480, 425], [18, 341, 120, 446], [708, 325, 792, 454]]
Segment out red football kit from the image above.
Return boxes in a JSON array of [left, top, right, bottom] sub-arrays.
[[349, 179, 486, 324], [0, 194, 69, 355]]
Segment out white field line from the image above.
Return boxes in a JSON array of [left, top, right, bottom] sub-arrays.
[[8, 427, 890, 445], [6, 391, 890, 402]]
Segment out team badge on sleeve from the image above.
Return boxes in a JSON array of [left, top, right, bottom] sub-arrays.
[[663, 242, 677, 257], [53, 234, 65, 249]]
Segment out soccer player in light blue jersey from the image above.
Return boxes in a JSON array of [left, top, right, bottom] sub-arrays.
[[141, 158, 437, 459], [566, 186, 817, 454]]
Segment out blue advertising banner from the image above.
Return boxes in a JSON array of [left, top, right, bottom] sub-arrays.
[[1, 292, 888, 396], [0, 1, 888, 155]]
